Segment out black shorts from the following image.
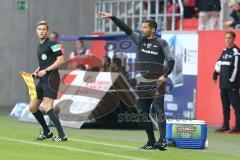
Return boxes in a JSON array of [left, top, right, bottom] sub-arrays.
[[36, 71, 60, 100]]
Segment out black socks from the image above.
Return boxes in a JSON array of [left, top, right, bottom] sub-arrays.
[[33, 110, 50, 134], [47, 109, 65, 138]]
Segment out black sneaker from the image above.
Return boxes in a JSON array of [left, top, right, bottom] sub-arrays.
[[215, 126, 230, 132], [139, 142, 155, 150], [52, 136, 68, 142], [154, 139, 167, 151], [36, 131, 53, 140], [229, 127, 240, 134]]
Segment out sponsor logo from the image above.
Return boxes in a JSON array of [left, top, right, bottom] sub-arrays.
[[147, 43, 152, 48], [41, 54, 47, 60], [51, 44, 61, 52], [141, 48, 158, 55], [177, 126, 196, 132]]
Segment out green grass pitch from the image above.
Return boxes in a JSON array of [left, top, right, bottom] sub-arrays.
[[0, 115, 239, 160]]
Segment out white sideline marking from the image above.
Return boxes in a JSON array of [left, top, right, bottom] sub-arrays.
[[0, 136, 148, 160], [71, 138, 136, 149]]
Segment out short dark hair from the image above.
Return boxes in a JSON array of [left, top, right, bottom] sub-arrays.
[[112, 57, 122, 67], [51, 31, 59, 39], [142, 19, 157, 32], [225, 31, 236, 39]]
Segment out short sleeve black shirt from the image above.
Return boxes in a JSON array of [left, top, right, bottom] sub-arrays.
[[37, 38, 62, 70]]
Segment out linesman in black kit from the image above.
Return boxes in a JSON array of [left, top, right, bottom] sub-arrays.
[[100, 12, 175, 150], [213, 31, 240, 133], [29, 21, 67, 141]]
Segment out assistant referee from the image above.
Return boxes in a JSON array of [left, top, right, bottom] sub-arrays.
[[29, 21, 67, 142]]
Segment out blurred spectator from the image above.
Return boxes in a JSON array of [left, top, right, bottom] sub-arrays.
[[49, 31, 65, 58], [68, 40, 91, 59], [167, 0, 180, 30], [110, 57, 126, 76], [101, 56, 111, 72], [49, 31, 59, 42], [195, 0, 221, 30], [183, 0, 195, 18], [167, 0, 180, 13], [224, 0, 240, 29], [143, 0, 164, 15]]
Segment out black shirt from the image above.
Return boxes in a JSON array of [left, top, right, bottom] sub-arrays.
[[110, 16, 175, 77], [213, 45, 240, 89], [37, 38, 62, 71], [129, 32, 174, 65]]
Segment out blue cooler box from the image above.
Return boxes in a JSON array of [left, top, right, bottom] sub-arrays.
[[166, 120, 208, 149]]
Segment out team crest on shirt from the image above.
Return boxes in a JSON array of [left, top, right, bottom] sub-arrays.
[[41, 54, 47, 60], [51, 44, 61, 52], [147, 43, 152, 48]]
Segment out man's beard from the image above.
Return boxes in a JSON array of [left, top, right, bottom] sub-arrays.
[[141, 32, 151, 38]]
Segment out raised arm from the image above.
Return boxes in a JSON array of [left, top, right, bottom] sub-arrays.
[[100, 12, 141, 45]]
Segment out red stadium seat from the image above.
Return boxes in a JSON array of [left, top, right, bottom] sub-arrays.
[[183, 18, 198, 31]]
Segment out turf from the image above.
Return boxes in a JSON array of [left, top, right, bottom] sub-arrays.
[[0, 115, 239, 160]]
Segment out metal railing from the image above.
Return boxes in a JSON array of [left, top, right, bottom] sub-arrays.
[[95, 0, 184, 32]]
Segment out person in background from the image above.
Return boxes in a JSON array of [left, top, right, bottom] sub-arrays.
[[213, 31, 240, 133], [167, 0, 180, 30], [195, 0, 221, 30], [68, 40, 91, 59], [224, 0, 240, 29], [110, 57, 126, 76], [49, 31, 65, 58], [101, 56, 111, 72], [183, 0, 196, 18]]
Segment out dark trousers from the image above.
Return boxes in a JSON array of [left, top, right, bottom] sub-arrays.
[[136, 95, 166, 143], [220, 89, 240, 128]]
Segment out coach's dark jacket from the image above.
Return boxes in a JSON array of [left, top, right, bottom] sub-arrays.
[[213, 45, 240, 89]]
